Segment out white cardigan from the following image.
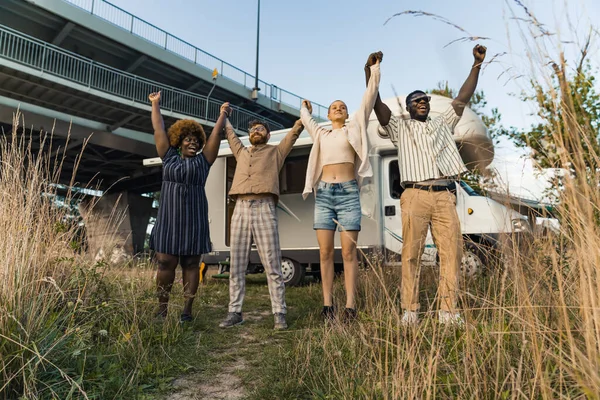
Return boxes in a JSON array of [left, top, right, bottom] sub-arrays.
[[300, 63, 381, 199]]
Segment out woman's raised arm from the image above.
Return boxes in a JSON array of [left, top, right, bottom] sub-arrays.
[[202, 102, 230, 164], [149, 91, 169, 158]]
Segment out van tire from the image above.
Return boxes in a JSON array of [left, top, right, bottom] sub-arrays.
[[461, 242, 487, 277], [281, 257, 305, 287]]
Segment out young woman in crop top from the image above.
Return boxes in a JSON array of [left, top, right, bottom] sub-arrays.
[[300, 52, 382, 323]]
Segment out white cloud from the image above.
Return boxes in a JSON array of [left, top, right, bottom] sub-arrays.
[[490, 142, 554, 201]]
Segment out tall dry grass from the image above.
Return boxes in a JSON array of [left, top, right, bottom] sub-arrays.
[[0, 112, 89, 397], [0, 113, 185, 399], [291, 4, 600, 399]]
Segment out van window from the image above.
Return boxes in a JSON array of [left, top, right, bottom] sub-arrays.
[[280, 156, 308, 195], [224, 155, 309, 246], [459, 181, 482, 196], [389, 160, 403, 199], [225, 157, 237, 246]]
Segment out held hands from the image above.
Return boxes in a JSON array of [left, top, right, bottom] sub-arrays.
[[293, 119, 303, 130], [473, 44, 487, 66], [365, 51, 383, 69], [220, 102, 232, 117], [148, 91, 161, 104], [301, 99, 313, 115]]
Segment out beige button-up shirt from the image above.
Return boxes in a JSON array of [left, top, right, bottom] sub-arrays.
[[225, 120, 303, 202]]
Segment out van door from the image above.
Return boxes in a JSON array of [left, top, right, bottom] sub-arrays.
[[382, 157, 403, 256], [382, 157, 436, 263]]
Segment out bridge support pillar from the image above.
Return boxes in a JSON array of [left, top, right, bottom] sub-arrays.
[[79, 191, 153, 262]]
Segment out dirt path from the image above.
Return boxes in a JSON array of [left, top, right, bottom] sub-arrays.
[[166, 360, 247, 400], [164, 310, 272, 400]]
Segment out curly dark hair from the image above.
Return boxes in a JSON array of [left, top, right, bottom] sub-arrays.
[[248, 119, 271, 134], [167, 119, 206, 148]]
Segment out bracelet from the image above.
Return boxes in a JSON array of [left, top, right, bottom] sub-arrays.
[[221, 110, 229, 117]]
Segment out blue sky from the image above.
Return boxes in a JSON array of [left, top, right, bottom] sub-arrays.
[[105, 0, 599, 199]]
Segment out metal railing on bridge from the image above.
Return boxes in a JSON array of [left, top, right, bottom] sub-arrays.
[[62, 0, 328, 120], [0, 26, 282, 132]]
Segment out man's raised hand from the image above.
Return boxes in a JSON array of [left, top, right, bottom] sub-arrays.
[[473, 44, 487, 66], [302, 99, 313, 115]]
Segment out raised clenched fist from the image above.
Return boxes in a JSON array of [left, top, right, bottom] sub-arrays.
[[473, 44, 487, 64], [365, 51, 383, 68], [148, 91, 161, 103]]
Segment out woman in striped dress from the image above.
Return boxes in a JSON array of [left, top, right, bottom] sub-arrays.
[[148, 91, 229, 322]]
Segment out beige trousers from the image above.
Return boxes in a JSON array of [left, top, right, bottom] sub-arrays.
[[400, 188, 462, 312]]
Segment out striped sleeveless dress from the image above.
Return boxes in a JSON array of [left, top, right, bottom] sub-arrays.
[[150, 147, 212, 256]]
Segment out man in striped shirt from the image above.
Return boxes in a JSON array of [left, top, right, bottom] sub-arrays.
[[365, 45, 487, 326]]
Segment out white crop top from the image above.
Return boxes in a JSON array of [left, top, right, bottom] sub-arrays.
[[319, 128, 355, 166]]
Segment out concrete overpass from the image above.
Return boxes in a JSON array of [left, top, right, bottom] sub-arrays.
[[0, 0, 328, 193], [0, 0, 328, 255]]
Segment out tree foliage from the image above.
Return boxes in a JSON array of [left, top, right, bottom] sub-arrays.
[[501, 60, 600, 174]]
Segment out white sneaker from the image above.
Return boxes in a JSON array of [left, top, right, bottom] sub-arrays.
[[438, 310, 464, 327], [401, 310, 419, 326]]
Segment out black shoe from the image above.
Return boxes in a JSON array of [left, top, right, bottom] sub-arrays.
[[343, 308, 357, 323], [180, 313, 193, 323], [154, 307, 167, 320], [219, 312, 244, 328], [321, 306, 335, 322], [274, 313, 288, 330]]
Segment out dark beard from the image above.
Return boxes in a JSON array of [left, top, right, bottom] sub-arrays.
[[249, 135, 268, 145]]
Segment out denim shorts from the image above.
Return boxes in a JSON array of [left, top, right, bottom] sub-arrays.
[[313, 180, 361, 232]]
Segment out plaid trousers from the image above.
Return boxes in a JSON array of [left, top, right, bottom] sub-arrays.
[[228, 198, 286, 314]]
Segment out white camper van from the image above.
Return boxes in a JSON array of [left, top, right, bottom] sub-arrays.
[[144, 95, 530, 285]]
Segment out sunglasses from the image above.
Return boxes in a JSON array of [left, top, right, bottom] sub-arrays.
[[410, 95, 431, 104]]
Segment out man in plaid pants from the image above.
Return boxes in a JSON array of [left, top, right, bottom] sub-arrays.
[[219, 102, 303, 330]]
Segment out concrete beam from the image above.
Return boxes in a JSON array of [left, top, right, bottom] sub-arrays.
[[88, 145, 108, 161], [0, 96, 157, 157], [126, 54, 147, 73], [52, 21, 75, 45], [186, 80, 205, 92], [49, 138, 81, 158], [108, 113, 138, 132]]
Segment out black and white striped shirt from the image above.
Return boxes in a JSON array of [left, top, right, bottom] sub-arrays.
[[149, 147, 212, 256], [381, 106, 467, 184]]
